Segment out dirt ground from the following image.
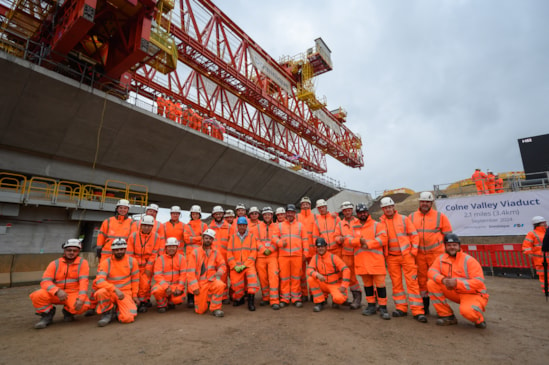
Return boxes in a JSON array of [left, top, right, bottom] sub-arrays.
[[1, 276, 548, 365]]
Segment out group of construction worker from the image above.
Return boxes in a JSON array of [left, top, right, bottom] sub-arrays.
[[472, 168, 504, 195], [30, 192, 499, 330]]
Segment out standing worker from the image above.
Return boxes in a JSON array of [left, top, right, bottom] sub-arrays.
[[312, 199, 342, 258], [29, 239, 90, 329], [522, 216, 547, 293], [151, 237, 187, 313], [471, 168, 487, 195], [257, 207, 281, 310], [428, 233, 489, 328], [495, 174, 504, 193], [131, 204, 166, 242], [409, 192, 453, 315], [164, 206, 185, 254], [297, 196, 315, 301], [486, 170, 496, 194], [183, 204, 208, 308], [209, 205, 231, 304], [379, 197, 427, 323]]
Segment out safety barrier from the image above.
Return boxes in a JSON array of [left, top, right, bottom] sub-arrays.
[[461, 244, 534, 277]]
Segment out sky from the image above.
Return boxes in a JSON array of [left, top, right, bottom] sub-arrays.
[[214, 0, 549, 197]]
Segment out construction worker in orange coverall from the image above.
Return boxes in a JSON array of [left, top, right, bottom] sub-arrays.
[[151, 237, 186, 312], [312, 199, 342, 258], [209, 205, 232, 304], [307, 238, 350, 312], [472, 168, 487, 195], [184, 204, 208, 308], [409, 191, 453, 315], [30, 238, 90, 329], [187, 229, 226, 317], [163, 206, 185, 254], [522, 216, 547, 292], [486, 170, 496, 194], [428, 233, 489, 328], [297, 196, 315, 301], [256, 206, 280, 310]]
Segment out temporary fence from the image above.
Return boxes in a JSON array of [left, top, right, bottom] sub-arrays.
[[461, 243, 535, 278]]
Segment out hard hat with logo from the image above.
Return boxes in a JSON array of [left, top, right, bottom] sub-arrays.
[[190, 205, 202, 214], [315, 238, 328, 247], [235, 203, 246, 211], [170, 206, 181, 213], [141, 215, 155, 225], [249, 206, 260, 214], [356, 203, 368, 213], [165, 237, 180, 246], [237, 217, 248, 225], [300, 196, 311, 205], [532, 216, 546, 225], [111, 238, 128, 249], [212, 205, 224, 214], [262, 206, 274, 215], [316, 199, 328, 208], [62, 238, 82, 249], [275, 207, 286, 215], [419, 192, 434, 202], [443, 233, 461, 244], [203, 229, 216, 238], [117, 199, 131, 208], [380, 197, 395, 208], [286, 204, 296, 212], [146, 204, 159, 212], [340, 201, 353, 211], [225, 209, 235, 217]]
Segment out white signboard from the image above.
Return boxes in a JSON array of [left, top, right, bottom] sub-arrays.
[[249, 48, 292, 94], [436, 190, 549, 236]]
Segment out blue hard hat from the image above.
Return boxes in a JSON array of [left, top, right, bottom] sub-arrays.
[[237, 216, 248, 225]]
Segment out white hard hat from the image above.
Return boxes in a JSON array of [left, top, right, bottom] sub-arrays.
[[111, 238, 127, 249], [275, 207, 286, 215], [212, 205, 224, 214], [419, 192, 434, 202], [146, 204, 159, 212], [62, 238, 82, 249], [300, 196, 311, 204], [170, 206, 181, 213], [235, 203, 246, 211], [316, 199, 327, 208], [141, 215, 155, 225], [249, 206, 260, 214], [532, 216, 546, 225], [165, 237, 180, 246], [262, 206, 274, 214], [224, 209, 235, 217], [116, 199, 131, 208], [203, 229, 216, 238], [380, 197, 395, 208], [340, 201, 353, 211], [190, 205, 202, 213]]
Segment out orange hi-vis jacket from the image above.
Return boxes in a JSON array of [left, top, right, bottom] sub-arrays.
[[307, 253, 350, 287], [187, 247, 227, 292], [428, 251, 488, 296], [351, 217, 388, 275], [184, 220, 208, 254], [274, 220, 309, 257], [522, 226, 547, 267], [153, 252, 187, 293], [227, 232, 258, 270], [131, 219, 166, 241], [209, 220, 231, 258], [248, 220, 261, 237], [257, 221, 279, 258], [409, 209, 453, 254], [486, 174, 496, 193], [380, 212, 419, 257], [472, 170, 487, 189], [312, 213, 341, 256], [96, 255, 139, 296], [297, 209, 316, 257], [164, 220, 185, 243], [335, 217, 361, 257], [97, 216, 133, 261], [127, 231, 163, 273], [40, 256, 89, 300], [156, 95, 166, 115]]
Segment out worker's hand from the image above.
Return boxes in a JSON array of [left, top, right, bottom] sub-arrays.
[[337, 236, 344, 244], [360, 237, 366, 246], [144, 269, 152, 278], [115, 288, 125, 300], [316, 273, 326, 282], [264, 249, 271, 256], [281, 240, 288, 248], [174, 289, 182, 296], [193, 289, 200, 295], [96, 248, 102, 259], [339, 286, 347, 294], [443, 277, 457, 290], [240, 265, 247, 272], [133, 297, 140, 306], [234, 266, 241, 273], [166, 287, 172, 297], [74, 298, 84, 311], [56, 289, 68, 301]]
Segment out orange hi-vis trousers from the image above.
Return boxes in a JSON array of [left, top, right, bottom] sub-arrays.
[[278, 256, 303, 303], [30, 289, 90, 315], [256, 256, 280, 305], [427, 280, 488, 325], [386, 254, 424, 315], [360, 274, 387, 306], [230, 267, 259, 301], [307, 276, 347, 305], [194, 279, 226, 314], [342, 255, 360, 291], [138, 268, 153, 302], [95, 287, 137, 323], [300, 260, 309, 299], [416, 250, 443, 295], [151, 284, 185, 308]]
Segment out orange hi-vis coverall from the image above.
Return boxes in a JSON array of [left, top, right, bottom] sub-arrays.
[[409, 209, 453, 296], [131, 220, 166, 244], [335, 217, 361, 291], [151, 252, 187, 308], [209, 219, 232, 300], [495, 177, 504, 193], [307, 252, 350, 305], [298, 208, 316, 297], [381, 212, 424, 316], [472, 170, 487, 195], [30, 256, 90, 315], [156, 95, 166, 116], [184, 220, 208, 257], [486, 173, 496, 194], [163, 220, 185, 251], [522, 226, 547, 291], [428, 251, 489, 325], [95, 255, 139, 323], [187, 246, 227, 314], [127, 231, 164, 302], [257, 221, 280, 305], [312, 213, 342, 257], [97, 215, 133, 263], [275, 220, 309, 304], [227, 232, 259, 300], [350, 217, 388, 306]]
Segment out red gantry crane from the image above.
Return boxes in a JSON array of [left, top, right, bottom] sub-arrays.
[[0, 0, 364, 174]]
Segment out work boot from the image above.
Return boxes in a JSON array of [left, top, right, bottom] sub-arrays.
[[475, 321, 487, 329], [34, 307, 56, 329], [145, 299, 153, 307], [362, 303, 377, 316], [414, 314, 428, 323], [137, 303, 148, 313], [212, 309, 224, 317], [62, 308, 75, 322], [260, 299, 269, 306], [233, 296, 245, 307], [313, 302, 324, 312], [302, 295, 309, 303], [97, 308, 114, 327], [423, 296, 430, 315], [279, 301, 288, 308], [392, 309, 408, 317], [436, 315, 458, 326], [84, 308, 96, 317], [295, 301, 303, 308], [379, 306, 391, 320], [187, 293, 195, 308], [157, 307, 167, 313], [247, 294, 256, 311], [271, 304, 280, 310], [222, 299, 231, 305], [350, 291, 362, 310]]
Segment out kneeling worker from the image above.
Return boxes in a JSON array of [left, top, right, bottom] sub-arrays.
[[151, 237, 187, 312], [428, 233, 489, 328]]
